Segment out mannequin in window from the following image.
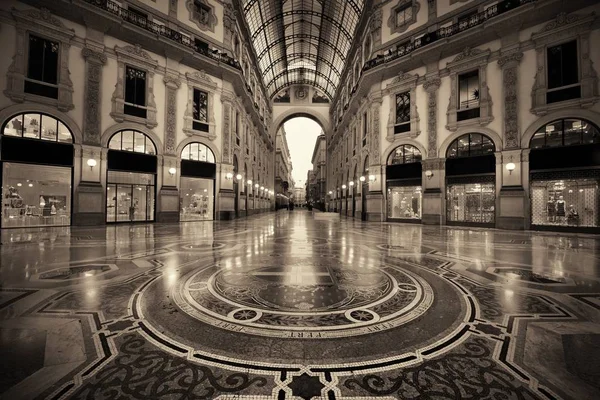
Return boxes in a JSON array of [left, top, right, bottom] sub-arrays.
[[547, 196, 556, 222], [556, 195, 566, 221], [567, 205, 579, 226]]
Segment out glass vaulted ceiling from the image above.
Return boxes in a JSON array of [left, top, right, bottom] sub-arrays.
[[242, 0, 365, 101]]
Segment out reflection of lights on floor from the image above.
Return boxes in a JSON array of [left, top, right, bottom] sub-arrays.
[[504, 289, 514, 297], [84, 272, 93, 277]]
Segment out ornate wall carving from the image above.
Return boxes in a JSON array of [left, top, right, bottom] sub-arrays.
[[5, 7, 75, 111], [222, 99, 232, 164], [183, 70, 218, 139], [82, 47, 107, 145], [369, 95, 382, 166], [163, 75, 181, 155], [384, 72, 420, 141], [423, 76, 441, 158], [498, 51, 523, 150]]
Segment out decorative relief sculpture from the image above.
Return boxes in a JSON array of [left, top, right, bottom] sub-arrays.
[[163, 75, 181, 155], [423, 76, 441, 158], [82, 48, 107, 145], [498, 52, 523, 150]]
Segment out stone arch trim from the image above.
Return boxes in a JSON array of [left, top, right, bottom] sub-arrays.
[[521, 109, 600, 149], [439, 127, 503, 159], [0, 103, 83, 144], [101, 123, 163, 155], [272, 108, 330, 135], [175, 136, 220, 163], [382, 138, 428, 165]]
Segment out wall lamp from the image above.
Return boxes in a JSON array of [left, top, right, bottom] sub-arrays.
[[168, 167, 176, 176], [255, 183, 260, 188], [87, 158, 97, 171], [328, 191, 333, 195], [247, 179, 253, 185], [342, 184, 347, 189], [236, 174, 243, 181], [506, 162, 516, 175], [349, 181, 355, 187], [368, 174, 376, 183], [359, 176, 366, 182], [425, 170, 434, 180], [225, 172, 234, 180]]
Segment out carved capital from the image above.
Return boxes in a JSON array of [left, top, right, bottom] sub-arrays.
[[498, 51, 523, 68], [82, 47, 107, 65], [423, 77, 441, 93], [163, 75, 181, 89]]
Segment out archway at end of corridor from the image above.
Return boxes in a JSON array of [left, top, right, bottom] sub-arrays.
[[271, 112, 327, 213]]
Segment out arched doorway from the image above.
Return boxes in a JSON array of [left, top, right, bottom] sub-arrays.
[[445, 133, 496, 227], [179, 142, 216, 221], [528, 118, 599, 232], [1, 112, 74, 228], [361, 156, 369, 221], [386, 145, 422, 222], [106, 130, 157, 223]]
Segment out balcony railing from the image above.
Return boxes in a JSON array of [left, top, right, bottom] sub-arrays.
[[83, 0, 241, 70], [336, 0, 535, 114]]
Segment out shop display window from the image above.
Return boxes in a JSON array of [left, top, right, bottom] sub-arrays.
[[387, 186, 421, 220], [2, 113, 72, 143], [447, 183, 495, 224], [531, 179, 599, 228], [106, 171, 155, 223], [2, 162, 71, 228], [108, 130, 156, 155], [180, 177, 214, 221], [181, 142, 215, 163]]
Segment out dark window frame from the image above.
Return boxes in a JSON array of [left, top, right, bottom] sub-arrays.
[[388, 144, 422, 165], [1, 112, 74, 143], [108, 130, 156, 155], [530, 118, 600, 149], [25, 34, 60, 98], [446, 133, 495, 159]]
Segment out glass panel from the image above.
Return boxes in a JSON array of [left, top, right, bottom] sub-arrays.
[[132, 185, 147, 221], [146, 185, 155, 221], [447, 183, 495, 223], [23, 113, 41, 139], [180, 177, 214, 221], [387, 186, 422, 219], [109, 132, 122, 150], [145, 138, 156, 155], [206, 148, 215, 163], [564, 119, 582, 146], [116, 185, 132, 222], [459, 71, 479, 109], [122, 131, 134, 152], [134, 131, 146, 153], [189, 143, 200, 161], [57, 122, 72, 143], [4, 115, 23, 136], [106, 184, 116, 223], [40, 115, 57, 141], [457, 136, 469, 157], [1, 162, 71, 228], [545, 121, 563, 147], [531, 179, 599, 227], [107, 171, 155, 185], [447, 141, 458, 158], [582, 120, 600, 144], [531, 130, 546, 149], [395, 92, 410, 124]]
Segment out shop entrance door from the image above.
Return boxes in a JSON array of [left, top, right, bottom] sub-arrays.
[[106, 172, 155, 223]]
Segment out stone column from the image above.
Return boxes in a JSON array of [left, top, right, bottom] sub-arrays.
[[366, 92, 384, 221], [218, 95, 235, 219], [423, 76, 441, 158], [496, 51, 527, 230], [73, 46, 107, 226], [421, 158, 445, 225]]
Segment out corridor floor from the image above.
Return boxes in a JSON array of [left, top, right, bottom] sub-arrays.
[[1, 210, 599, 400]]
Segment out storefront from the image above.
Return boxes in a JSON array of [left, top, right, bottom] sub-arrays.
[[386, 145, 422, 222], [106, 130, 157, 223], [1, 112, 74, 228], [179, 142, 216, 222], [445, 133, 496, 227], [529, 118, 600, 233]]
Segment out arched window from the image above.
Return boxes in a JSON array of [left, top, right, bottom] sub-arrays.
[[446, 133, 494, 158], [531, 118, 600, 149], [181, 142, 215, 163], [2, 113, 73, 143], [109, 130, 156, 155], [388, 144, 422, 165]]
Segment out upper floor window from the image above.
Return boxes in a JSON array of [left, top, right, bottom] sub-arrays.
[[109, 130, 156, 155], [187, 0, 216, 32], [458, 70, 480, 121], [388, 145, 422, 165], [26, 35, 59, 99], [193, 88, 208, 132], [124, 66, 147, 118], [182, 142, 215, 163], [194, 1, 211, 25], [388, 0, 419, 34], [395, 91, 411, 133], [531, 119, 599, 149], [395, 2, 413, 27], [446, 133, 495, 158], [2, 113, 72, 143], [546, 41, 580, 104]]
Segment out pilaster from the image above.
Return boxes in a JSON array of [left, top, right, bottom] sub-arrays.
[[82, 45, 107, 145], [163, 75, 181, 155], [423, 76, 441, 158], [421, 158, 445, 225], [498, 51, 523, 150]]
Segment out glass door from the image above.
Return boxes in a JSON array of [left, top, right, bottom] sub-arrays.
[[132, 185, 147, 221], [116, 184, 132, 222], [106, 184, 117, 222]]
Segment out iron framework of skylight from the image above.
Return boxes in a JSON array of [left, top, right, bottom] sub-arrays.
[[241, 0, 365, 101]]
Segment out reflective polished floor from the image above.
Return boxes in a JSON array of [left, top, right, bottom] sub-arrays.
[[1, 210, 599, 400]]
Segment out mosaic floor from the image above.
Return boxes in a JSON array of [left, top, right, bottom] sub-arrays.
[[1, 210, 599, 400]]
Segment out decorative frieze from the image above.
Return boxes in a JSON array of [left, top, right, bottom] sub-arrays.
[[82, 47, 107, 145], [423, 76, 441, 158], [498, 51, 523, 150]]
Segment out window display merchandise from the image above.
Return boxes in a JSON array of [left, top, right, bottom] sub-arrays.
[[447, 183, 495, 224], [387, 186, 421, 220], [106, 171, 155, 222], [531, 179, 598, 227], [2, 162, 71, 227], [180, 178, 214, 221]]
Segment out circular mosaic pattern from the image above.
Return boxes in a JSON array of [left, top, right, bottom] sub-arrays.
[[171, 262, 434, 338]]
